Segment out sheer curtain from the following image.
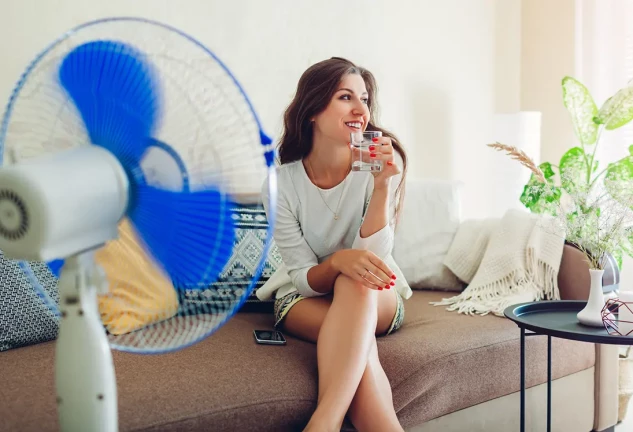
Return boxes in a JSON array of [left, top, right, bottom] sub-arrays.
[[575, 0, 633, 285], [575, 0, 633, 165]]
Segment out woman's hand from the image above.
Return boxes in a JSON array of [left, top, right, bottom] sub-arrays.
[[351, 135, 401, 190], [330, 249, 397, 290]]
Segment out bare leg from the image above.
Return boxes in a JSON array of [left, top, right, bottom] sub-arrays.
[[304, 274, 377, 431], [347, 337, 404, 432], [282, 275, 402, 432]]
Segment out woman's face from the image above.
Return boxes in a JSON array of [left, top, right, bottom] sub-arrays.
[[312, 73, 370, 144]]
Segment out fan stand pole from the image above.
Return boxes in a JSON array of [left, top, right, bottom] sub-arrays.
[[55, 252, 118, 432]]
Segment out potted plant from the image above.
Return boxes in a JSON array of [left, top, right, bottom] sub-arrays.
[[489, 76, 633, 326]]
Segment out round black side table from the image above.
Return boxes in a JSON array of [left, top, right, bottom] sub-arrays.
[[504, 300, 632, 432]]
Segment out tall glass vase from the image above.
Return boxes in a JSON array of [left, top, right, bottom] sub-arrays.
[[577, 268, 605, 327]]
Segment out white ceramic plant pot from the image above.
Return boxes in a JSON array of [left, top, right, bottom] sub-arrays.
[[577, 268, 606, 327]]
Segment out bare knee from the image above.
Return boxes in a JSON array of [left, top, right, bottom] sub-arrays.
[[333, 274, 377, 304]]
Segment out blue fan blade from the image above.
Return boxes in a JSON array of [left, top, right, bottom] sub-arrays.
[[47, 259, 65, 278], [128, 185, 235, 290], [58, 40, 158, 167]]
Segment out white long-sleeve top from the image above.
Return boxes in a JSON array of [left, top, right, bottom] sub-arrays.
[[255, 157, 412, 301]]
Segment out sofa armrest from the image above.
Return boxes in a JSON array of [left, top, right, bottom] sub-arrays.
[[594, 344, 619, 431], [558, 243, 619, 301], [558, 244, 591, 300]]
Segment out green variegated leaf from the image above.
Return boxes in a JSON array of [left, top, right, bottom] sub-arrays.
[[595, 84, 633, 130], [530, 188, 562, 215], [562, 77, 599, 145], [520, 162, 560, 215], [604, 156, 633, 207], [541, 162, 556, 179], [559, 147, 587, 194], [520, 176, 543, 209]]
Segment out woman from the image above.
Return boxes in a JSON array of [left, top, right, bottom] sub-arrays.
[[258, 57, 411, 432]]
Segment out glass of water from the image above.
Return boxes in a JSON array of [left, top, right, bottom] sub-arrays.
[[351, 131, 382, 172]]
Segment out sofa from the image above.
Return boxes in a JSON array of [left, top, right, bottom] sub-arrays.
[[0, 178, 620, 432]]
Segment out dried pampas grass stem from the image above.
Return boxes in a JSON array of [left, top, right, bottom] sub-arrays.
[[487, 142, 546, 183]]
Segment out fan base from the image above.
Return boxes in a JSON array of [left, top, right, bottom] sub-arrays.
[[55, 253, 118, 432]]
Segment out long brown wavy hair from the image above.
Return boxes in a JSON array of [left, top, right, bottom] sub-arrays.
[[277, 57, 408, 224]]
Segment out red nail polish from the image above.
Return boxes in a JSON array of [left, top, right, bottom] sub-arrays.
[[372, 137, 379, 142], [390, 281, 395, 286], [384, 284, 390, 289], [369, 145, 375, 151], [391, 275, 397, 279], [387, 161, 393, 166], [370, 153, 376, 157]]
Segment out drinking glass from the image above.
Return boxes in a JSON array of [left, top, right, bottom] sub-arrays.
[[351, 131, 382, 172]]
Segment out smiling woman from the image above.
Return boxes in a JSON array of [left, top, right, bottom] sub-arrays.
[[277, 57, 407, 195], [257, 57, 411, 431]]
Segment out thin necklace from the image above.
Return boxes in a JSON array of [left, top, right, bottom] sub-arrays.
[[306, 158, 349, 221]]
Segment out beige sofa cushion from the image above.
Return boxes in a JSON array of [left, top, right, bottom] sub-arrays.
[[0, 291, 595, 431], [387, 292, 595, 426]]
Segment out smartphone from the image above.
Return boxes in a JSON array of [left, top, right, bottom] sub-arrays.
[[253, 329, 287, 345]]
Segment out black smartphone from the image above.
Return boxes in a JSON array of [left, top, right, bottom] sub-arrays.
[[253, 329, 286, 345]]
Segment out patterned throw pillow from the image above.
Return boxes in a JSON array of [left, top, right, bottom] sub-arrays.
[[181, 204, 281, 312], [0, 204, 278, 351], [0, 251, 59, 352]]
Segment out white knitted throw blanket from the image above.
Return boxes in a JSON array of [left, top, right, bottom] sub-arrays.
[[431, 209, 565, 316]]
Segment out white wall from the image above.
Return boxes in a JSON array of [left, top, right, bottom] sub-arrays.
[[494, 0, 522, 113], [520, 0, 577, 166], [484, 0, 578, 217], [0, 0, 500, 218]]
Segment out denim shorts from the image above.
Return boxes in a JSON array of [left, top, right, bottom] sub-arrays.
[[273, 290, 405, 336]]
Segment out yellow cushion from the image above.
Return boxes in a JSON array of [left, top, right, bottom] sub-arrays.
[[96, 218, 179, 335]]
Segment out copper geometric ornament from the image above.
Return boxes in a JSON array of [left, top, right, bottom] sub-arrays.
[[601, 298, 633, 336]]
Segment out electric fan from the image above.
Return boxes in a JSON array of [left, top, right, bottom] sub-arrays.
[[0, 17, 277, 432]]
